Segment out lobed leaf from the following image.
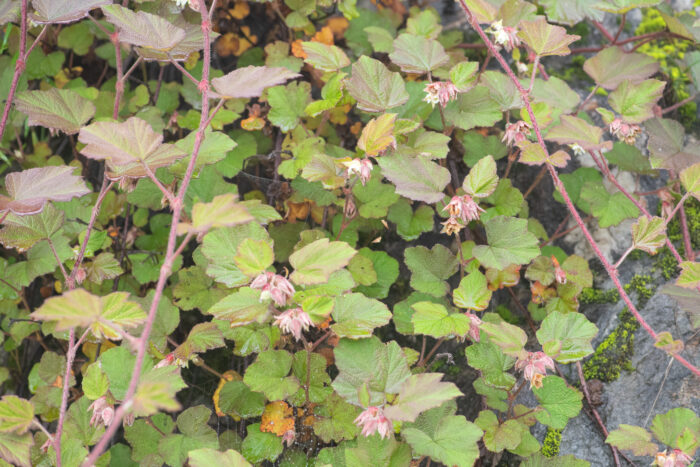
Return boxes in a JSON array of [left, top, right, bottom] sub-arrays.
[[0, 166, 89, 216], [388, 34, 449, 74], [289, 238, 356, 285], [301, 42, 350, 71], [536, 311, 598, 363], [212, 66, 300, 99], [102, 4, 185, 51], [379, 152, 450, 203], [632, 216, 666, 254], [608, 79, 665, 123], [14, 88, 95, 135], [473, 216, 540, 269], [583, 46, 659, 90], [345, 56, 409, 112], [606, 425, 658, 456], [0, 396, 33, 434], [31, 0, 109, 24], [645, 117, 700, 172], [545, 115, 612, 151], [384, 373, 462, 422], [517, 17, 580, 57]]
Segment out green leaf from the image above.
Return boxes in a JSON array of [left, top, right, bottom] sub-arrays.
[[267, 81, 311, 132], [171, 130, 238, 176], [291, 351, 332, 404], [202, 222, 270, 287], [355, 248, 399, 299], [606, 425, 658, 456], [479, 319, 527, 357], [158, 405, 219, 467], [403, 401, 482, 467], [465, 342, 516, 389], [411, 302, 470, 338], [536, 311, 598, 363], [645, 117, 700, 172], [102, 4, 185, 50], [680, 162, 700, 200], [453, 271, 492, 311], [344, 433, 412, 466], [0, 166, 90, 216], [450, 61, 478, 92], [580, 182, 640, 228], [462, 130, 508, 167], [175, 322, 225, 362], [0, 431, 33, 467], [331, 293, 391, 339], [677, 262, 700, 289], [387, 200, 434, 241], [189, 448, 251, 467], [353, 168, 400, 218], [357, 113, 397, 157], [212, 66, 300, 99], [404, 245, 459, 297], [243, 350, 300, 401], [31, 0, 108, 23], [0, 396, 33, 434], [345, 56, 409, 112], [538, 0, 604, 26], [234, 238, 274, 277], [632, 216, 666, 254], [604, 142, 654, 174], [405, 130, 451, 159], [0, 204, 63, 251], [482, 178, 524, 221], [482, 71, 523, 111], [650, 408, 700, 453], [583, 46, 659, 90], [177, 194, 253, 236], [289, 238, 356, 285], [463, 155, 498, 198], [444, 85, 502, 131], [609, 79, 665, 123], [217, 381, 266, 419], [14, 88, 95, 135], [473, 216, 540, 269], [517, 17, 580, 57], [594, 0, 661, 14], [389, 34, 449, 73], [132, 366, 186, 417], [545, 115, 612, 151], [332, 336, 411, 406], [533, 376, 583, 429], [241, 423, 283, 464], [384, 373, 462, 422], [475, 410, 523, 452], [207, 287, 270, 327], [82, 362, 109, 400], [123, 414, 175, 463], [301, 42, 350, 71], [378, 152, 450, 203], [31, 289, 146, 341], [79, 117, 186, 180], [313, 393, 361, 443]]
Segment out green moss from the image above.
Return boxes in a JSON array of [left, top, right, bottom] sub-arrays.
[[580, 287, 619, 305], [652, 248, 680, 280], [667, 198, 700, 255], [583, 309, 639, 382], [623, 274, 655, 308], [541, 428, 562, 458]]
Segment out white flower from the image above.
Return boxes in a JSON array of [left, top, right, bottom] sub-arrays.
[[354, 406, 393, 439], [423, 81, 458, 108], [568, 143, 586, 157], [487, 20, 521, 52], [274, 307, 314, 341]]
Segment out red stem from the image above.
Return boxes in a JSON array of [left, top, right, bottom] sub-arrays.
[[592, 20, 616, 43], [678, 202, 695, 261], [661, 93, 698, 115], [457, 0, 700, 379], [85, 2, 217, 463], [0, 0, 29, 141], [112, 33, 123, 120]]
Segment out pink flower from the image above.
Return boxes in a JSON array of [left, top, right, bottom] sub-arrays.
[[440, 217, 463, 236], [515, 351, 555, 389], [552, 256, 567, 285], [343, 158, 373, 185], [465, 312, 482, 342], [354, 406, 393, 439], [250, 271, 296, 307], [88, 397, 114, 427], [653, 449, 693, 467], [609, 118, 641, 144], [282, 429, 296, 447], [423, 81, 459, 108], [274, 307, 314, 341], [487, 20, 521, 52], [502, 120, 531, 146], [443, 194, 485, 223]]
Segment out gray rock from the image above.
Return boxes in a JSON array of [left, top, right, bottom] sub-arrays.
[[559, 289, 700, 466]]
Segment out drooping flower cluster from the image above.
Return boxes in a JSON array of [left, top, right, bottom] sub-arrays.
[[465, 312, 482, 342], [343, 158, 373, 186], [441, 194, 485, 235], [274, 307, 314, 341], [502, 120, 531, 146], [515, 351, 555, 389], [486, 20, 521, 52], [354, 406, 393, 439], [423, 81, 459, 108], [609, 118, 641, 144], [154, 352, 188, 369], [250, 271, 295, 307], [88, 397, 114, 427], [652, 449, 693, 467]]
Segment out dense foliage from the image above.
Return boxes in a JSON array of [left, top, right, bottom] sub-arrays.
[[0, 0, 699, 465]]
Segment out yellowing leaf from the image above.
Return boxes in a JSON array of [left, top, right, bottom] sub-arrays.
[[177, 194, 253, 236], [261, 401, 295, 436], [357, 113, 397, 156], [213, 370, 242, 418], [631, 216, 666, 254], [517, 18, 580, 57]]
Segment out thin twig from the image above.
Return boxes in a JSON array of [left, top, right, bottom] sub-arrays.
[[47, 238, 69, 282], [0, 0, 29, 141], [678, 202, 695, 261], [661, 93, 698, 115]]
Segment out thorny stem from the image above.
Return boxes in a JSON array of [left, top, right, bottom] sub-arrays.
[[592, 20, 616, 43], [85, 3, 217, 463], [47, 238, 69, 282], [112, 32, 124, 120], [665, 192, 690, 225], [527, 56, 539, 94], [458, 0, 700, 379], [32, 419, 54, 442], [576, 362, 622, 467], [143, 163, 176, 205], [613, 14, 626, 44], [613, 245, 634, 269], [577, 84, 599, 114], [678, 203, 695, 261], [169, 58, 200, 86]]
